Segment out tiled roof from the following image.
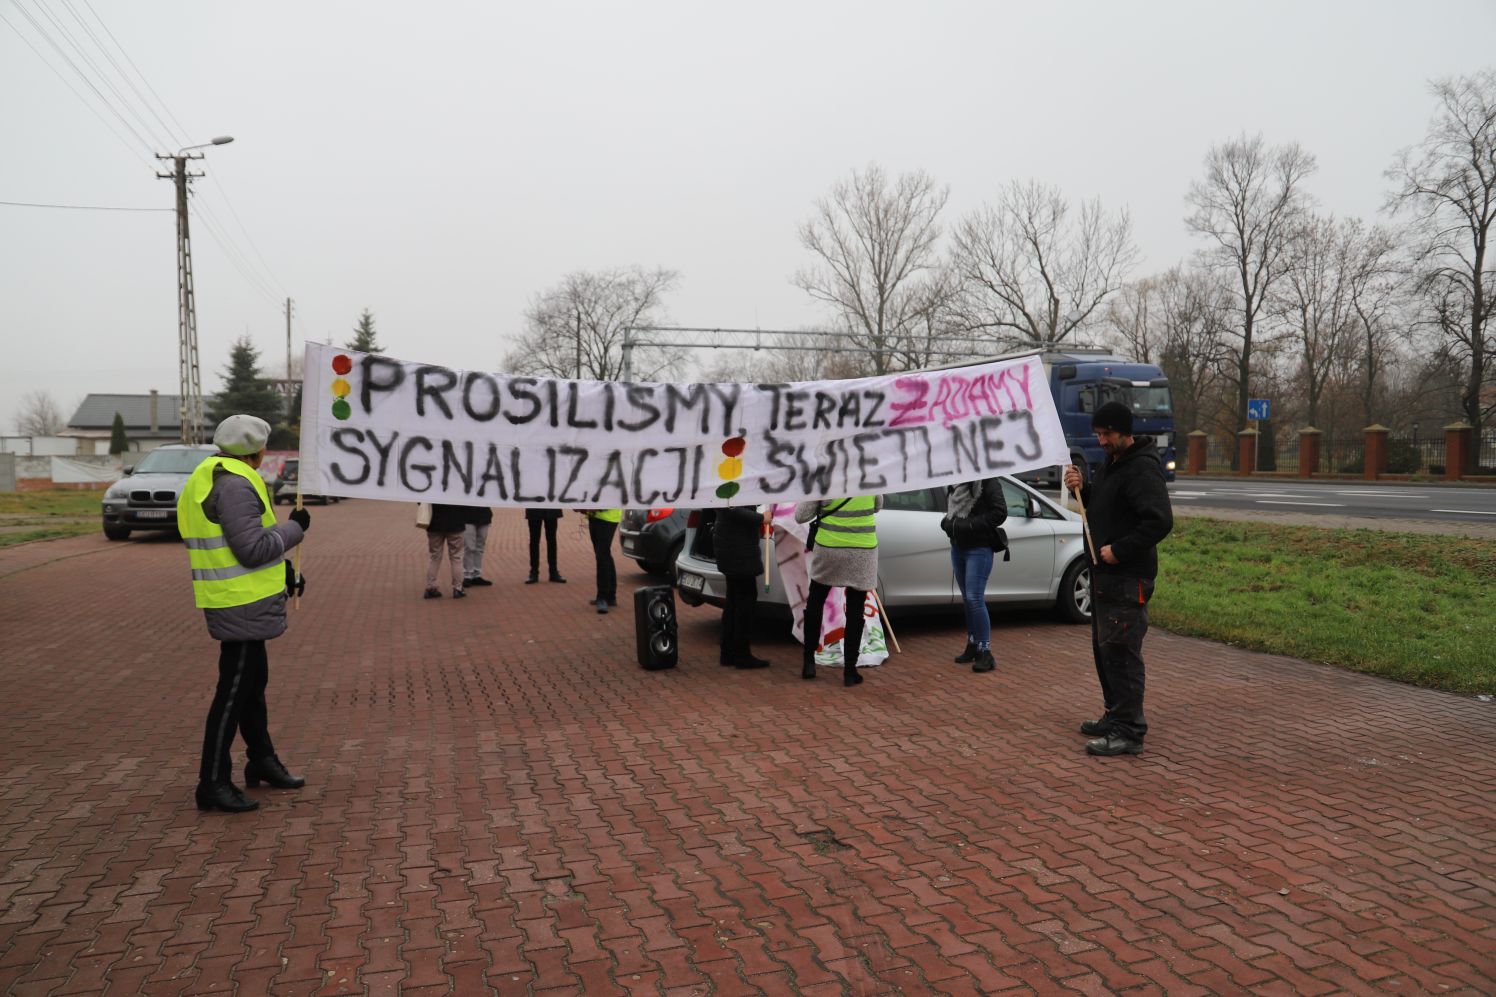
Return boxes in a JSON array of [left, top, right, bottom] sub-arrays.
[[67, 393, 215, 431]]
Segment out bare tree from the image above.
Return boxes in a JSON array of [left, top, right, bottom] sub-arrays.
[[1104, 276, 1161, 364], [1387, 70, 1496, 457], [952, 180, 1140, 348], [1187, 134, 1318, 429], [1276, 213, 1378, 428], [794, 164, 952, 374], [503, 267, 680, 381], [16, 390, 66, 436]]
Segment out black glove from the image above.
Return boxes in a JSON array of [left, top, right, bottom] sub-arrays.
[[289, 507, 310, 531], [284, 561, 306, 597]]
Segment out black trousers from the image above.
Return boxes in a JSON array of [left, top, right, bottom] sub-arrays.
[[721, 574, 758, 663], [803, 580, 867, 670], [588, 517, 617, 602], [199, 639, 274, 784], [1090, 574, 1154, 741], [527, 517, 559, 573]]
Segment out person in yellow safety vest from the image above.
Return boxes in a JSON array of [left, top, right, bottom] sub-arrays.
[[580, 508, 621, 614], [177, 415, 310, 814], [794, 495, 882, 687]]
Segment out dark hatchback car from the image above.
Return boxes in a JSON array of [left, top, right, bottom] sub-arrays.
[[619, 507, 689, 578], [101, 444, 218, 540]]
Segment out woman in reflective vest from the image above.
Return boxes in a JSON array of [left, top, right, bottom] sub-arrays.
[[177, 415, 309, 814], [582, 508, 621, 614], [794, 495, 881, 687]]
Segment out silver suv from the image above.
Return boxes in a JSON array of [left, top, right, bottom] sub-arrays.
[[100, 444, 218, 540]]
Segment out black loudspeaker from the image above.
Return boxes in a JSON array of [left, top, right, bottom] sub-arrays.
[[634, 585, 678, 670]]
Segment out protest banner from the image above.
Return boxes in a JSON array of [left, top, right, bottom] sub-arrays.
[[298, 342, 1067, 507]]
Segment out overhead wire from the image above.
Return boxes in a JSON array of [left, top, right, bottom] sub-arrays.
[[5, 0, 292, 309], [26, 0, 174, 151], [0, 198, 171, 211], [0, 6, 155, 170], [8, 0, 159, 155], [61, 0, 185, 149]]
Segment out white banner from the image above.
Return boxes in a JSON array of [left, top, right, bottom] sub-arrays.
[[298, 343, 1067, 508]]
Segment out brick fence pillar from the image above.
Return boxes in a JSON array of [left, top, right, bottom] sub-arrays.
[[1363, 424, 1390, 480], [1297, 427, 1321, 479], [1236, 429, 1258, 476], [1187, 431, 1208, 474], [1444, 422, 1474, 480]]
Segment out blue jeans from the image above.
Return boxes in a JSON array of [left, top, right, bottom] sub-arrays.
[[951, 545, 994, 646]]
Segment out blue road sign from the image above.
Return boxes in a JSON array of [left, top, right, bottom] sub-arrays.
[[1247, 398, 1270, 421]]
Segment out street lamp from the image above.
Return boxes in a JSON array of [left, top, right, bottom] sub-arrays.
[[156, 136, 235, 443]]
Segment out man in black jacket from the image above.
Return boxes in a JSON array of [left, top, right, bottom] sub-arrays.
[[1063, 401, 1173, 756]]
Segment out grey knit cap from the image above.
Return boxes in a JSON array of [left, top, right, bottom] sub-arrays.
[[212, 414, 271, 456]]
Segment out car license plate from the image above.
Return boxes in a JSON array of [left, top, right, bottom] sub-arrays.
[[677, 571, 704, 593], [620, 537, 635, 553], [136, 510, 170, 520]]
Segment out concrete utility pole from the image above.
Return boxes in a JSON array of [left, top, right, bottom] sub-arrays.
[[156, 136, 233, 443]]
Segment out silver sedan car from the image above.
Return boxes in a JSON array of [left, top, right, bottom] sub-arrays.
[[674, 476, 1091, 623]]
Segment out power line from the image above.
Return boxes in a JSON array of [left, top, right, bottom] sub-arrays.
[[61, 0, 185, 149], [0, 7, 154, 169], [0, 198, 171, 211], [9, 0, 158, 155], [82, 0, 190, 146], [28, 0, 174, 151]]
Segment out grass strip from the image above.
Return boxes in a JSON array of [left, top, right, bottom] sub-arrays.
[[0, 490, 102, 517], [0, 524, 98, 547], [1155, 517, 1496, 696]]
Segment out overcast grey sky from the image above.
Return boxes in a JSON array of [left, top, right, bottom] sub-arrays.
[[3, 0, 1493, 433]]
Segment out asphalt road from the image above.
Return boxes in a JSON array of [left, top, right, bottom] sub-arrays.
[[1167, 477, 1496, 524]]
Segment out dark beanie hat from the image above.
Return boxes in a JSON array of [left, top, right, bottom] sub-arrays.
[[1092, 401, 1133, 434]]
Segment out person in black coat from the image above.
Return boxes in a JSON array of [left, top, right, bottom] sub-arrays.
[[1063, 400, 1173, 757], [940, 477, 1009, 674], [713, 505, 770, 669], [523, 508, 565, 584], [423, 503, 468, 599]]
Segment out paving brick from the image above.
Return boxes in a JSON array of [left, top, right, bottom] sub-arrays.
[[1, 503, 1493, 994]]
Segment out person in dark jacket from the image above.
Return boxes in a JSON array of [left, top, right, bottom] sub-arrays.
[[177, 414, 308, 814], [941, 477, 1009, 674], [523, 508, 565, 584], [462, 505, 494, 587], [712, 505, 770, 669], [1063, 400, 1173, 757], [423, 503, 468, 599]]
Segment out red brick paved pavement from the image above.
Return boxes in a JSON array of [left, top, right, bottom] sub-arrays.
[[2, 500, 1493, 995]]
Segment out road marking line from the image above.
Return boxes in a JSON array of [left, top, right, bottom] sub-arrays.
[[1429, 509, 1496, 516], [1333, 490, 1428, 498], [1256, 500, 1346, 507]]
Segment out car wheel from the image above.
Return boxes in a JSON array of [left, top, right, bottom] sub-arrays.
[[103, 522, 131, 541], [1057, 557, 1091, 623]]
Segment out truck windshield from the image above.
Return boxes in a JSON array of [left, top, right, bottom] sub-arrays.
[[1097, 383, 1172, 416], [1078, 384, 1173, 417]]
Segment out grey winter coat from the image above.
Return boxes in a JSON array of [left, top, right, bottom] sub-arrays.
[[794, 496, 882, 592], [199, 466, 305, 642]]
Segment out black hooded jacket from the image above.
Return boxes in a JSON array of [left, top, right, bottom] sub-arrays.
[[1077, 438, 1173, 581]]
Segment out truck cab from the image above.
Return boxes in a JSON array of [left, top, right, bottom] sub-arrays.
[[1024, 349, 1178, 487]]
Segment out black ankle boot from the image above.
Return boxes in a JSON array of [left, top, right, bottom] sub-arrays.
[[802, 658, 816, 680], [954, 641, 979, 663], [196, 781, 258, 813], [525, 571, 539, 584], [972, 649, 996, 673], [245, 755, 305, 789], [844, 664, 864, 687]]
